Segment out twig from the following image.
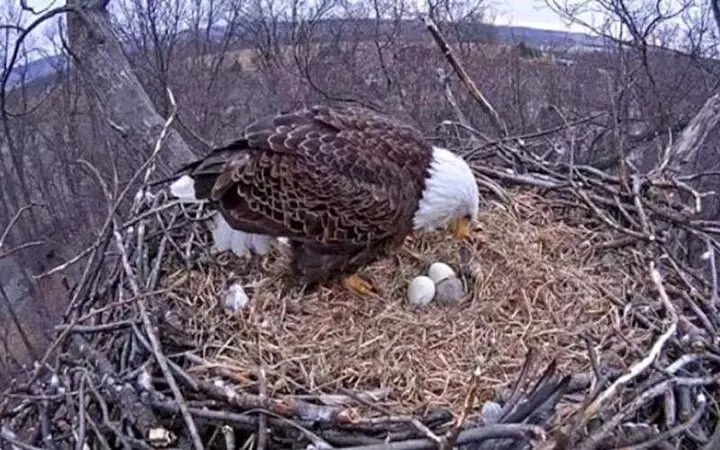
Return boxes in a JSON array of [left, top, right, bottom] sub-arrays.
[[55, 320, 138, 333], [0, 429, 44, 450], [706, 420, 720, 450], [151, 398, 258, 429], [436, 68, 474, 133], [0, 238, 44, 259], [222, 426, 235, 450], [613, 393, 706, 450], [130, 325, 199, 391], [38, 399, 56, 450], [340, 423, 545, 450], [440, 365, 482, 449], [582, 262, 678, 422], [500, 349, 536, 419], [632, 176, 653, 239], [250, 409, 332, 449], [75, 375, 87, 450], [421, 16, 507, 136], [563, 335, 606, 439], [68, 336, 157, 436], [336, 388, 440, 442], [257, 369, 268, 450], [113, 229, 204, 450], [578, 380, 672, 450], [194, 377, 355, 423], [582, 333, 603, 398], [0, 203, 42, 249], [666, 352, 720, 375], [33, 244, 96, 279], [100, 84, 204, 450], [705, 238, 719, 313], [664, 388, 676, 428], [138, 87, 178, 189]]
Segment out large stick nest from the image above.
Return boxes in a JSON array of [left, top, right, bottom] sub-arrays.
[[1, 133, 719, 450], [162, 191, 641, 413]]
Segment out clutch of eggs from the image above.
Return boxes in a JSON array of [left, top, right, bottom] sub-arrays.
[[407, 262, 466, 306]]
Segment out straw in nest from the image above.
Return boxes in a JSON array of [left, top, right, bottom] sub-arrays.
[[159, 191, 649, 414]]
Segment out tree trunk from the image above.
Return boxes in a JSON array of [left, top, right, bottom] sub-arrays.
[[67, 0, 196, 177]]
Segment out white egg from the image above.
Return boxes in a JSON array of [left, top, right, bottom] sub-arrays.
[[407, 276, 436, 307], [427, 262, 456, 284]]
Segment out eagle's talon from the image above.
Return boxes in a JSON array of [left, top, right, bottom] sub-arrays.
[[342, 275, 375, 296]]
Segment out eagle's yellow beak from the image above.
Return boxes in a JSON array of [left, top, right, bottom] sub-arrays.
[[449, 216, 472, 240]]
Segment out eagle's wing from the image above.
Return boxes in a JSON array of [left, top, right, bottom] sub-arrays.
[[188, 105, 432, 248]]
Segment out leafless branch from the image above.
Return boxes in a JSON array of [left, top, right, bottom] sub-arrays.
[[582, 262, 678, 422], [422, 15, 507, 136]]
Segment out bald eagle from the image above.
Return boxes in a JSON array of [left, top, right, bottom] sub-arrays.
[[170, 104, 478, 295]]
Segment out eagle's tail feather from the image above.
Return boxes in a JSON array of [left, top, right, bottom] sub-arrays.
[[169, 175, 199, 202], [170, 138, 251, 202]]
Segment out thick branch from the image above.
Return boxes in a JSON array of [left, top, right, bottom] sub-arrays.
[[422, 16, 507, 137], [668, 92, 720, 170], [340, 423, 545, 450]]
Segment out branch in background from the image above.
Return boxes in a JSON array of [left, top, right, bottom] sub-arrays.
[[712, 0, 720, 37], [436, 68, 474, 133], [0, 203, 44, 254], [1, 5, 74, 117], [0, 240, 45, 260], [422, 16, 508, 137], [0, 282, 40, 362]]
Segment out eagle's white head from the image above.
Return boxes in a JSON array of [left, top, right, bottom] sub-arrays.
[[412, 146, 479, 239]]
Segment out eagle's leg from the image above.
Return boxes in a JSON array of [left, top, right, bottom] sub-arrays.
[[342, 274, 376, 296], [291, 240, 388, 297]]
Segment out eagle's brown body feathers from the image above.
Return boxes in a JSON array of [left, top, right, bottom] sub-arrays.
[[179, 105, 434, 284]]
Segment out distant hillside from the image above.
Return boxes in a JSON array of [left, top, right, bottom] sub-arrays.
[[479, 23, 608, 49], [8, 18, 607, 90], [6, 55, 67, 90], [191, 18, 608, 52]]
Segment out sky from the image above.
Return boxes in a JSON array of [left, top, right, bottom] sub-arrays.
[[17, 0, 589, 33], [7, 0, 594, 63], [491, 0, 589, 33]]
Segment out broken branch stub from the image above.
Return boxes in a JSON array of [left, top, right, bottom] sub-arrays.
[[667, 92, 720, 171]]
